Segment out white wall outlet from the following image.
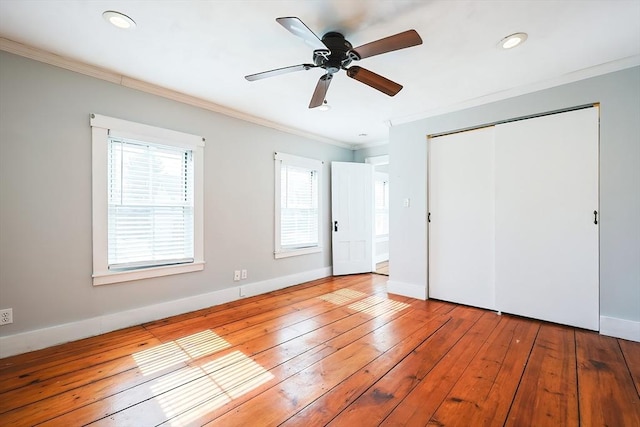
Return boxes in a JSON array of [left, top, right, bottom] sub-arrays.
[[241, 269, 247, 279], [403, 198, 411, 208], [0, 308, 13, 325], [233, 270, 241, 281]]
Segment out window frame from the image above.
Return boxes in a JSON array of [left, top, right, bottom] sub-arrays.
[[91, 114, 205, 286], [374, 172, 390, 238], [274, 152, 323, 259]]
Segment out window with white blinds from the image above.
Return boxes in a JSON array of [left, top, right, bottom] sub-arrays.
[[91, 114, 204, 285], [274, 152, 323, 258], [107, 138, 194, 270], [374, 174, 389, 236]]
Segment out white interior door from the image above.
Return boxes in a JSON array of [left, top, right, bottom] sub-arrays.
[[428, 127, 496, 310], [494, 107, 599, 330], [332, 162, 374, 275]]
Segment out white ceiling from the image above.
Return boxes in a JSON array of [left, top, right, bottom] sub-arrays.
[[1, 1, 639, 147]]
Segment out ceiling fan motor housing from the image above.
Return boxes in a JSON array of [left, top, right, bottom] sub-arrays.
[[313, 32, 354, 73]]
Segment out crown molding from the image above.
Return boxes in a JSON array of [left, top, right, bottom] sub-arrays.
[[354, 139, 389, 150], [0, 37, 352, 150], [391, 54, 640, 126]]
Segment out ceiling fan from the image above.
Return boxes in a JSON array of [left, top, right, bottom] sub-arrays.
[[245, 17, 423, 109]]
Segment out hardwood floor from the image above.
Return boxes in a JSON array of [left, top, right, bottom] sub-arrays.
[[1, 274, 638, 426], [375, 261, 389, 276]]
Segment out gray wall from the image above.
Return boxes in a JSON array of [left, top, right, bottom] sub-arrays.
[[389, 66, 640, 323], [0, 51, 353, 336], [353, 144, 388, 163]]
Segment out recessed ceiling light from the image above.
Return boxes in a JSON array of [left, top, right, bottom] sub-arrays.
[[498, 32, 528, 49], [102, 11, 136, 30]]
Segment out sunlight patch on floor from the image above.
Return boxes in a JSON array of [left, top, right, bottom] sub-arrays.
[[133, 330, 274, 426], [133, 330, 230, 376], [176, 329, 231, 359], [133, 341, 191, 376], [165, 351, 274, 426], [317, 288, 367, 305], [347, 296, 410, 317]]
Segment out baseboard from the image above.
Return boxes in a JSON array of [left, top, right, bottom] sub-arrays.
[[0, 267, 332, 358], [386, 280, 427, 300], [600, 315, 640, 342]]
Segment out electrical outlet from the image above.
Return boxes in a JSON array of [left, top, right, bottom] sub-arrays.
[[241, 269, 247, 279], [233, 270, 241, 281], [239, 286, 246, 297], [0, 308, 13, 325]]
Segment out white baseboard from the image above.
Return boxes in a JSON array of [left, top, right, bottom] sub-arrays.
[[386, 280, 427, 300], [600, 315, 640, 342], [0, 267, 332, 358]]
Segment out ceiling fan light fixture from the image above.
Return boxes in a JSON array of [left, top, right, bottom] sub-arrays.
[[318, 100, 331, 111], [499, 32, 528, 49], [102, 11, 137, 30]]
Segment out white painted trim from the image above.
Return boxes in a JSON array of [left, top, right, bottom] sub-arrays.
[[386, 280, 427, 300], [0, 267, 332, 358], [93, 262, 205, 286], [0, 37, 350, 149], [358, 140, 390, 149], [274, 152, 323, 259], [91, 115, 205, 286], [365, 155, 390, 166], [91, 113, 204, 148], [274, 247, 323, 259], [600, 316, 640, 342]]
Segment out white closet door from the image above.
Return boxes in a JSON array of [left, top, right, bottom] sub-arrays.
[[495, 107, 599, 330], [429, 127, 496, 310]]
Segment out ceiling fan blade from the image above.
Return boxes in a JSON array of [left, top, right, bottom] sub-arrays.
[[346, 66, 402, 96], [276, 17, 328, 51], [309, 74, 333, 108], [351, 29, 422, 60], [245, 64, 316, 81]]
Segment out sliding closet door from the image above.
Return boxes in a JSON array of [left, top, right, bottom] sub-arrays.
[[428, 127, 495, 310], [494, 107, 599, 330]]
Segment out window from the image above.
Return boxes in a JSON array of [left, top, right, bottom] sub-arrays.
[[274, 152, 323, 258], [91, 114, 205, 285], [374, 173, 389, 236]]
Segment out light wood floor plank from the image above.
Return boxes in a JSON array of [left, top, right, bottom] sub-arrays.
[[425, 315, 540, 426], [379, 311, 502, 426], [619, 338, 640, 395], [505, 324, 579, 427], [576, 330, 640, 426]]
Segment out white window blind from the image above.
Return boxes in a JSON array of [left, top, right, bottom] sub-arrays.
[[375, 177, 389, 236], [107, 137, 194, 270], [274, 152, 323, 258], [280, 164, 319, 248]]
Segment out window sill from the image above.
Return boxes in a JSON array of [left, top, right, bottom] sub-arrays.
[[274, 247, 322, 259], [93, 261, 205, 286]]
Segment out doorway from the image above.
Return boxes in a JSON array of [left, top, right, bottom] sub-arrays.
[[366, 155, 390, 276]]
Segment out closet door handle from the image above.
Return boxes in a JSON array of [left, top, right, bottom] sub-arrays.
[[593, 210, 598, 225], [334, 221, 339, 232]]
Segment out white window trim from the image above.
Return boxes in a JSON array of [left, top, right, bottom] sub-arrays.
[[274, 152, 323, 259], [374, 171, 390, 238], [91, 114, 205, 286]]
